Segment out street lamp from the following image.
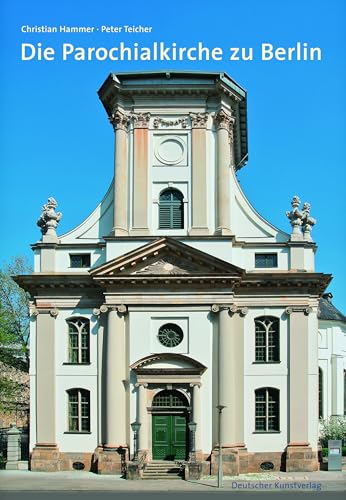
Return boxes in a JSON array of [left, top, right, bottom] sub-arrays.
[[131, 421, 141, 461], [188, 421, 197, 463], [216, 405, 226, 488]]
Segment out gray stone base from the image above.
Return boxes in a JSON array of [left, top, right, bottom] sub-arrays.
[[6, 461, 29, 470]]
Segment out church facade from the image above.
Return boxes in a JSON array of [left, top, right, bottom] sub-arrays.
[[16, 72, 344, 475]]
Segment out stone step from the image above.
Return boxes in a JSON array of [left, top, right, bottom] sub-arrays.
[[145, 465, 180, 468], [142, 474, 182, 481], [142, 460, 183, 479], [144, 469, 180, 473]]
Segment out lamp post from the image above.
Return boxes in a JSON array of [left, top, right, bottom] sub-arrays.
[[188, 421, 197, 464], [216, 405, 226, 488], [131, 422, 141, 461]]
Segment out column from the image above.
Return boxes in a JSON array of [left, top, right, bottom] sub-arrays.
[[190, 383, 202, 452], [136, 383, 148, 452], [104, 306, 127, 448], [332, 355, 344, 416], [218, 308, 245, 447], [214, 109, 234, 235], [111, 110, 129, 236], [286, 307, 319, 471], [132, 113, 150, 235], [189, 113, 209, 235]]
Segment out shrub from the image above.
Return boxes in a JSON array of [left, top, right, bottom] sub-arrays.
[[319, 417, 346, 447]]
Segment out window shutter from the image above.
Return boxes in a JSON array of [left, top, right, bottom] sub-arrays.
[[159, 189, 184, 229]]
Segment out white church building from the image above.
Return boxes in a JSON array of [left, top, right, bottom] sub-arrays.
[[16, 72, 345, 475]]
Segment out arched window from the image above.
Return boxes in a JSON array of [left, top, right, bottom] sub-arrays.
[[159, 189, 184, 229], [152, 390, 189, 408], [67, 388, 90, 432], [255, 317, 280, 363], [319, 368, 323, 419], [67, 317, 90, 364], [255, 387, 279, 432]]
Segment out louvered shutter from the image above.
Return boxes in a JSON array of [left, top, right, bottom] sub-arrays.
[[159, 189, 184, 229]]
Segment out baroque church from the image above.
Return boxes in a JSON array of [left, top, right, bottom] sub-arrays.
[[16, 71, 345, 476]]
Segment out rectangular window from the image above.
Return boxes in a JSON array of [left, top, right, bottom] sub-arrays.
[[70, 254, 91, 268], [68, 389, 90, 432], [255, 388, 279, 432], [255, 253, 278, 268]]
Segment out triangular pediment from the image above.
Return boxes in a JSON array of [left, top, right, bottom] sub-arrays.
[[90, 237, 244, 278]]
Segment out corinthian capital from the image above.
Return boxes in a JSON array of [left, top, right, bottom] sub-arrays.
[[190, 112, 209, 128], [132, 112, 151, 128], [214, 109, 235, 132], [109, 110, 130, 131]]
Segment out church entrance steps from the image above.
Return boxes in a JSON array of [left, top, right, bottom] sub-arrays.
[[142, 460, 183, 479]]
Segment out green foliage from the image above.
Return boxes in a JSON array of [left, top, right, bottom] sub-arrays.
[[319, 417, 346, 447], [0, 256, 32, 413], [0, 256, 32, 369]]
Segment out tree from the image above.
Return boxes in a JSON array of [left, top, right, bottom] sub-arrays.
[[0, 256, 32, 415]]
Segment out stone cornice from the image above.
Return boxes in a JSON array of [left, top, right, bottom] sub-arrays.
[[236, 272, 331, 295], [31, 242, 106, 250]]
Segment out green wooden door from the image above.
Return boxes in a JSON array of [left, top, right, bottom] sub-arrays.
[[152, 414, 187, 460]]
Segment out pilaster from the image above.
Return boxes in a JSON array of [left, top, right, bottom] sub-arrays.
[[131, 113, 150, 236], [31, 308, 59, 472], [189, 113, 209, 235]]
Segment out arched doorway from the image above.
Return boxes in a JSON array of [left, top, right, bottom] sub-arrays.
[[151, 390, 189, 460]]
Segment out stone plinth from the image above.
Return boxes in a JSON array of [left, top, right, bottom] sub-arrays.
[[210, 448, 245, 476], [95, 447, 127, 475], [31, 445, 60, 472], [286, 445, 319, 472], [184, 462, 202, 480]]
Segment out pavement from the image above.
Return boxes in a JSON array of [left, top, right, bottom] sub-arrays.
[[0, 470, 345, 492]]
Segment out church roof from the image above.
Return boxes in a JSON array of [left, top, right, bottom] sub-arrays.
[[318, 293, 346, 323]]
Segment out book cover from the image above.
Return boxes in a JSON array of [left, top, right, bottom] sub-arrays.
[[0, 0, 345, 487]]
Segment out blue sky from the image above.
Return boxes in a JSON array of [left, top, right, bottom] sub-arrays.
[[1, 0, 345, 311]]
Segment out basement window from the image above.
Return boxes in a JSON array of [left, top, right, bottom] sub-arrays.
[[255, 253, 278, 268], [70, 254, 91, 268]]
